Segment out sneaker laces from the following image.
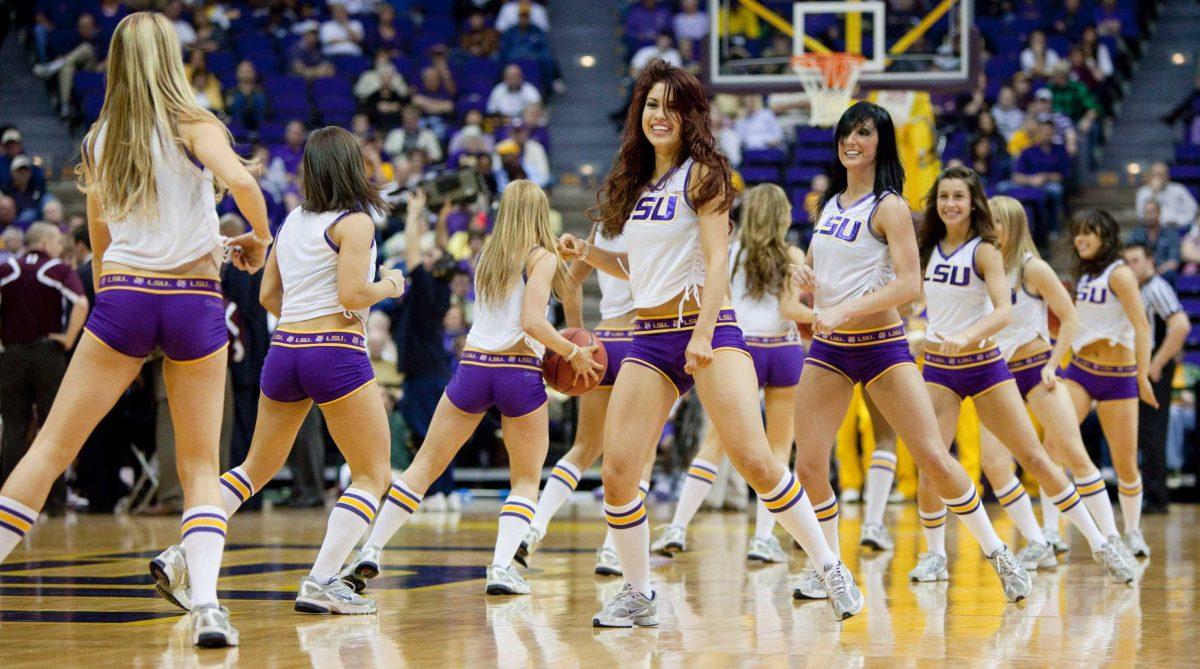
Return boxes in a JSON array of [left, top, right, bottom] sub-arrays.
[[823, 564, 849, 599], [992, 548, 1020, 577]]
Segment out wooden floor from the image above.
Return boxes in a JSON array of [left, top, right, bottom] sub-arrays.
[[0, 499, 1194, 667]]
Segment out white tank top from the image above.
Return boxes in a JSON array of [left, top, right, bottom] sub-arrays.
[[924, 236, 993, 345], [996, 253, 1051, 359], [465, 251, 545, 357], [594, 229, 634, 319], [1073, 260, 1134, 351], [91, 123, 222, 270], [624, 158, 704, 309], [729, 239, 795, 336], [276, 207, 376, 325], [810, 191, 897, 312]]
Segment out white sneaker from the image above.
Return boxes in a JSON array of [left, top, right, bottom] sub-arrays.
[[339, 545, 382, 593], [294, 576, 377, 614], [1093, 540, 1136, 584], [514, 526, 543, 567], [792, 567, 828, 600], [1043, 528, 1069, 555], [448, 491, 464, 512], [592, 583, 658, 628], [1016, 542, 1057, 570], [746, 535, 788, 563], [859, 522, 894, 551], [987, 545, 1033, 603], [149, 544, 192, 612], [485, 564, 531, 595], [423, 492, 448, 512], [908, 552, 950, 582], [190, 603, 238, 647], [820, 561, 865, 620], [841, 488, 861, 503], [1123, 529, 1151, 558], [650, 524, 686, 557], [594, 547, 622, 576]]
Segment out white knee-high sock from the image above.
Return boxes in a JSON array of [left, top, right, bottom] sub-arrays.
[[1118, 477, 1143, 533], [754, 498, 776, 539], [1074, 472, 1119, 537], [920, 508, 948, 556], [864, 451, 897, 526], [602, 528, 616, 551], [994, 477, 1046, 545], [1040, 489, 1061, 532], [311, 488, 378, 582], [670, 458, 717, 528], [1049, 484, 1104, 552], [942, 487, 1004, 556], [812, 494, 840, 556], [218, 467, 255, 516], [180, 505, 228, 608], [364, 479, 423, 550], [759, 472, 837, 569], [605, 496, 651, 596], [530, 460, 580, 535], [0, 496, 38, 563], [493, 495, 536, 567]]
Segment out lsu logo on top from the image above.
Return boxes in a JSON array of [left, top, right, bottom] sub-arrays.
[[1076, 284, 1108, 304], [630, 194, 679, 222], [814, 214, 862, 242]]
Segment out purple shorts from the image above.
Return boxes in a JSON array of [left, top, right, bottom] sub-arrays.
[[923, 346, 1014, 399], [745, 335, 805, 388], [595, 328, 634, 388], [445, 349, 547, 417], [1061, 356, 1138, 402], [85, 273, 227, 363], [804, 323, 915, 386], [623, 309, 750, 396], [1008, 350, 1055, 398], [260, 330, 376, 405]]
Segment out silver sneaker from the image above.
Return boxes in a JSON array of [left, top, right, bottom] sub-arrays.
[[1016, 542, 1057, 571], [792, 567, 828, 600], [908, 552, 950, 582], [514, 526, 543, 567], [1107, 534, 1136, 563], [650, 524, 686, 556], [594, 547, 622, 576], [294, 576, 377, 614], [190, 603, 239, 647], [859, 522, 894, 551], [987, 545, 1033, 602], [339, 545, 383, 593], [485, 564, 531, 595], [747, 535, 788, 563], [820, 562, 865, 620], [592, 583, 658, 628], [1123, 529, 1151, 558], [1043, 528, 1069, 555], [149, 544, 192, 612], [1093, 540, 1136, 584]]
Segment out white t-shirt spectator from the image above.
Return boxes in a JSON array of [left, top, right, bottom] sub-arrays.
[[383, 127, 444, 163], [674, 10, 710, 41], [173, 18, 197, 47], [328, 0, 377, 13], [487, 81, 542, 118], [631, 45, 683, 72], [516, 138, 549, 185], [717, 125, 742, 167], [320, 18, 365, 57], [993, 106, 1025, 140], [1020, 47, 1061, 75], [1137, 182, 1200, 229], [496, 2, 550, 32], [734, 108, 784, 150]]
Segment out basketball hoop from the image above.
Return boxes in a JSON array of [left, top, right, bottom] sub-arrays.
[[790, 53, 867, 128]]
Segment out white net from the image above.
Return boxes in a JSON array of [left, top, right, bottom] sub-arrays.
[[791, 54, 866, 128]]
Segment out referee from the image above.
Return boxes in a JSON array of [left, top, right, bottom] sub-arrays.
[[1123, 243, 1190, 513], [0, 223, 88, 513]]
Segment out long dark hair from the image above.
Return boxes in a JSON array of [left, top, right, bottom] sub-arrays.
[[1071, 209, 1122, 279], [592, 60, 734, 238], [817, 101, 905, 215], [300, 126, 388, 215], [917, 166, 997, 269]]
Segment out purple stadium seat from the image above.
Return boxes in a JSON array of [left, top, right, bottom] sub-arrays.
[[740, 165, 780, 184], [258, 121, 286, 145], [743, 148, 787, 165], [206, 51, 238, 87], [1188, 323, 1200, 347], [454, 93, 488, 119], [317, 96, 358, 125], [794, 127, 831, 146], [1176, 144, 1200, 165], [793, 147, 831, 167], [312, 76, 353, 100], [329, 55, 370, 81], [786, 166, 824, 186], [1176, 274, 1200, 295], [1181, 297, 1200, 317], [1171, 165, 1200, 184]]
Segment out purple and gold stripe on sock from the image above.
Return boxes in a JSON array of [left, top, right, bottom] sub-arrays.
[[605, 500, 647, 529], [1052, 487, 1083, 513], [219, 470, 253, 503], [761, 474, 804, 514], [181, 512, 227, 540], [1075, 475, 1107, 497], [1118, 480, 1142, 496], [0, 503, 35, 537], [946, 489, 982, 516], [336, 492, 379, 524], [920, 511, 948, 528], [995, 480, 1027, 507], [500, 499, 536, 523], [869, 454, 897, 472], [550, 465, 580, 490], [813, 497, 839, 521], [386, 482, 422, 513], [686, 461, 718, 484], [638, 481, 650, 501]]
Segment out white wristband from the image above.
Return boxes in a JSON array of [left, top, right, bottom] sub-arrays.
[[564, 344, 580, 361], [383, 275, 402, 296]]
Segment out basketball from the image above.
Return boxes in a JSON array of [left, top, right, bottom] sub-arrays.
[[542, 328, 607, 395]]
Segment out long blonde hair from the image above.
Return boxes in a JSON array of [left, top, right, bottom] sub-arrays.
[[988, 195, 1040, 275], [475, 180, 568, 305], [77, 12, 240, 223], [733, 183, 792, 300]]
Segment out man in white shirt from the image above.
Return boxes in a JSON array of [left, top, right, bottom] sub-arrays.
[[630, 32, 682, 76], [487, 64, 543, 119], [384, 106, 444, 163], [496, 0, 550, 32], [733, 95, 784, 150], [320, 3, 365, 57], [165, 1, 196, 48], [1136, 162, 1200, 229]]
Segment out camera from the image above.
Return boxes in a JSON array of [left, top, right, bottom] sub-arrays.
[[421, 168, 489, 207]]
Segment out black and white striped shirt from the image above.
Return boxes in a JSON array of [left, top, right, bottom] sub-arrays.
[[1140, 275, 1184, 346]]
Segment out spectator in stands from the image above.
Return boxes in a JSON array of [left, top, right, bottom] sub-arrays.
[[500, 3, 563, 92], [1052, 0, 1087, 42], [1179, 223, 1200, 275], [507, 120, 549, 185], [1136, 161, 1200, 229], [496, 0, 550, 33], [189, 65, 224, 115], [993, 85, 1025, 140], [1094, 0, 1133, 40], [1030, 87, 1078, 154], [625, 0, 673, 49], [361, 63, 410, 128], [1161, 74, 1200, 144], [494, 140, 531, 191], [733, 94, 783, 150], [1020, 30, 1060, 79], [226, 61, 268, 135], [972, 110, 1007, 159], [1013, 117, 1070, 232], [1047, 61, 1100, 151], [384, 105, 444, 163], [461, 10, 500, 58], [290, 23, 335, 80], [3, 156, 45, 227], [355, 54, 410, 102], [320, 3, 365, 57], [673, 0, 709, 66], [968, 136, 1012, 191], [630, 32, 683, 77], [449, 109, 496, 156], [190, 9, 227, 53], [804, 174, 830, 222], [710, 108, 741, 167], [40, 199, 65, 232], [487, 63, 542, 119], [32, 12, 104, 118], [1010, 70, 1035, 109], [367, 2, 407, 59], [0, 129, 45, 193], [0, 224, 21, 263], [1128, 200, 1182, 277], [273, 120, 308, 178], [164, 1, 196, 48], [758, 34, 794, 75]]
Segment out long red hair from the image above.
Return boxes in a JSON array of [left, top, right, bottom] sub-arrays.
[[592, 60, 734, 238]]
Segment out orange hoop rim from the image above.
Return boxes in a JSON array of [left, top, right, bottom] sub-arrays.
[[790, 53, 867, 88]]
